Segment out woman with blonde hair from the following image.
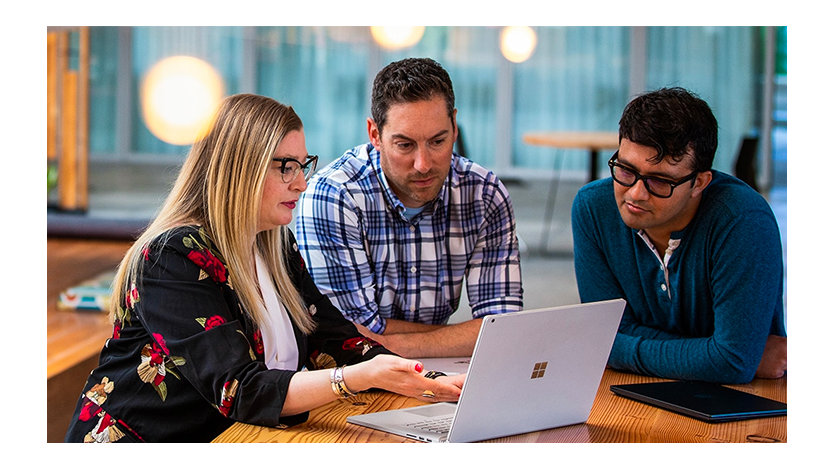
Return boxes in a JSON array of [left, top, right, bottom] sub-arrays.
[[65, 93, 464, 443]]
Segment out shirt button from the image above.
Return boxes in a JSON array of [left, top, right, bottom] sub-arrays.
[[409, 306, 416, 312], [409, 226, 415, 232], [410, 266, 417, 273], [661, 284, 667, 292]]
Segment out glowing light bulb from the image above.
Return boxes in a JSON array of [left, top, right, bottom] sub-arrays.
[[500, 26, 537, 63], [370, 26, 425, 50], [141, 56, 225, 145]]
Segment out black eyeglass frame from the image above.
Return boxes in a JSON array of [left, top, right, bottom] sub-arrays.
[[607, 152, 699, 199], [272, 155, 318, 183]]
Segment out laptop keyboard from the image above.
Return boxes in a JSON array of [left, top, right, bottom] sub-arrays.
[[406, 415, 453, 434]]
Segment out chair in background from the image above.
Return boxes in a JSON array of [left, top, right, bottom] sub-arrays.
[[455, 124, 523, 186], [455, 124, 468, 158], [734, 134, 760, 193]]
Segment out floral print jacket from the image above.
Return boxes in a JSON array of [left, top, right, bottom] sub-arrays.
[[64, 226, 390, 443]]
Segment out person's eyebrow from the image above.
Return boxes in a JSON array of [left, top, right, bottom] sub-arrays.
[[272, 155, 305, 161], [617, 156, 685, 180], [389, 133, 416, 142], [428, 130, 451, 140], [390, 129, 450, 142]]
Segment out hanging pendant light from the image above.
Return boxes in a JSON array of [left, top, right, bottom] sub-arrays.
[[141, 55, 225, 145], [500, 26, 538, 63], [370, 26, 425, 50]]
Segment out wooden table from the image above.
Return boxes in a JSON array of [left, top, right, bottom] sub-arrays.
[[522, 131, 619, 250], [213, 368, 786, 443], [523, 131, 620, 183]]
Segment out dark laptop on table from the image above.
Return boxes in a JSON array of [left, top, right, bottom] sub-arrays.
[[610, 380, 787, 422], [347, 299, 626, 443]]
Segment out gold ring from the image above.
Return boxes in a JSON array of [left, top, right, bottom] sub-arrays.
[[421, 390, 435, 398]]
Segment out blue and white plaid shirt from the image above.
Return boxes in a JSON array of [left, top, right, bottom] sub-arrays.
[[296, 143, 523, 334]]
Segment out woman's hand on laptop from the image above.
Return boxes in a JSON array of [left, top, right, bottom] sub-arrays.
[[344, 355, 464, 402], [425, 374, 465, 402]]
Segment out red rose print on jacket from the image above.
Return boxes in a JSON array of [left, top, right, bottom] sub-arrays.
[[138, 342, 167, 386], [77, 377, 127, 443], [253, 329, 264, 355], [152, 332, 170, 355], [217, 380, 239, 417], [125, 282, 140, 309], [342, 337, 380, 355], [137, 336, 186, 402], [187, 249, 228, 283], [79, 377, 114, 422], [196, 315, 226, 331]]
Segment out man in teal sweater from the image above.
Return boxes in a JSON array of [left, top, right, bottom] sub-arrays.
[[571, 87, 786, 384]]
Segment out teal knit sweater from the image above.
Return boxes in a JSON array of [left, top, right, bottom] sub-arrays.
[[571, 171, 785, 384]]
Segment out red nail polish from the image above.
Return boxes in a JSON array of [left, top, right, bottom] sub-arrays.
[[415, 363, 423, 373]]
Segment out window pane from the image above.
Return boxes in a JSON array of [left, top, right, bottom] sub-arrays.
[[131, 26, 244, 155], [256, 26, 372, 163], [381, 26, 501, 168], [646, 26, 758, 171], [512, 27, 630, 174], [89, 27, 119, 154], [85, 26, 765, 177]]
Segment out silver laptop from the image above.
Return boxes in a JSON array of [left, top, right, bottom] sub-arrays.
[[346, 299, 626, 443]]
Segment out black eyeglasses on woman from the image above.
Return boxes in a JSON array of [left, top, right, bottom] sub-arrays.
[[273, 155, 318, 183]]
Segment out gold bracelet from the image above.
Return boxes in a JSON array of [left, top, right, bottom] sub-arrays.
[[330, 366, 357, 398], [329, 367, 342, 398], [336, 366, 357, 397]]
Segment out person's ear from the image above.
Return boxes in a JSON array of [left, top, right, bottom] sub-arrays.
[[367, 118, 382, 148], [690, 170, 713, 198]]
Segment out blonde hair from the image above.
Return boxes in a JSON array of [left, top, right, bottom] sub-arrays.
[[110, 94, 316, 334]]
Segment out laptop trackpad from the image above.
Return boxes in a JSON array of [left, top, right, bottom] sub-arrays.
[[406, 403, 456, 417]]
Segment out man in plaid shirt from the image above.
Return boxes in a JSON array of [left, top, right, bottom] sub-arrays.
[[296, 58, 523, 357]]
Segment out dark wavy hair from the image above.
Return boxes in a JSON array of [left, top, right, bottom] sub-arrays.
[[370, 57, 455, 134], [619, 87, 718, 172]]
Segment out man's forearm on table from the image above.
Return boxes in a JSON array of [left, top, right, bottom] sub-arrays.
[[377, 318, 483, 358]]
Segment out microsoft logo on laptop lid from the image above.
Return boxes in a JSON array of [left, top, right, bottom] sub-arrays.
[[531, 361, 548, 379]]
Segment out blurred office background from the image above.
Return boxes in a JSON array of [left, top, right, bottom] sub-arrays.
[[46, 25, 787, 313]]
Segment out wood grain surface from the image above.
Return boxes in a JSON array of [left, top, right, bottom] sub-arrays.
[[214, 369, 786, 444]]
